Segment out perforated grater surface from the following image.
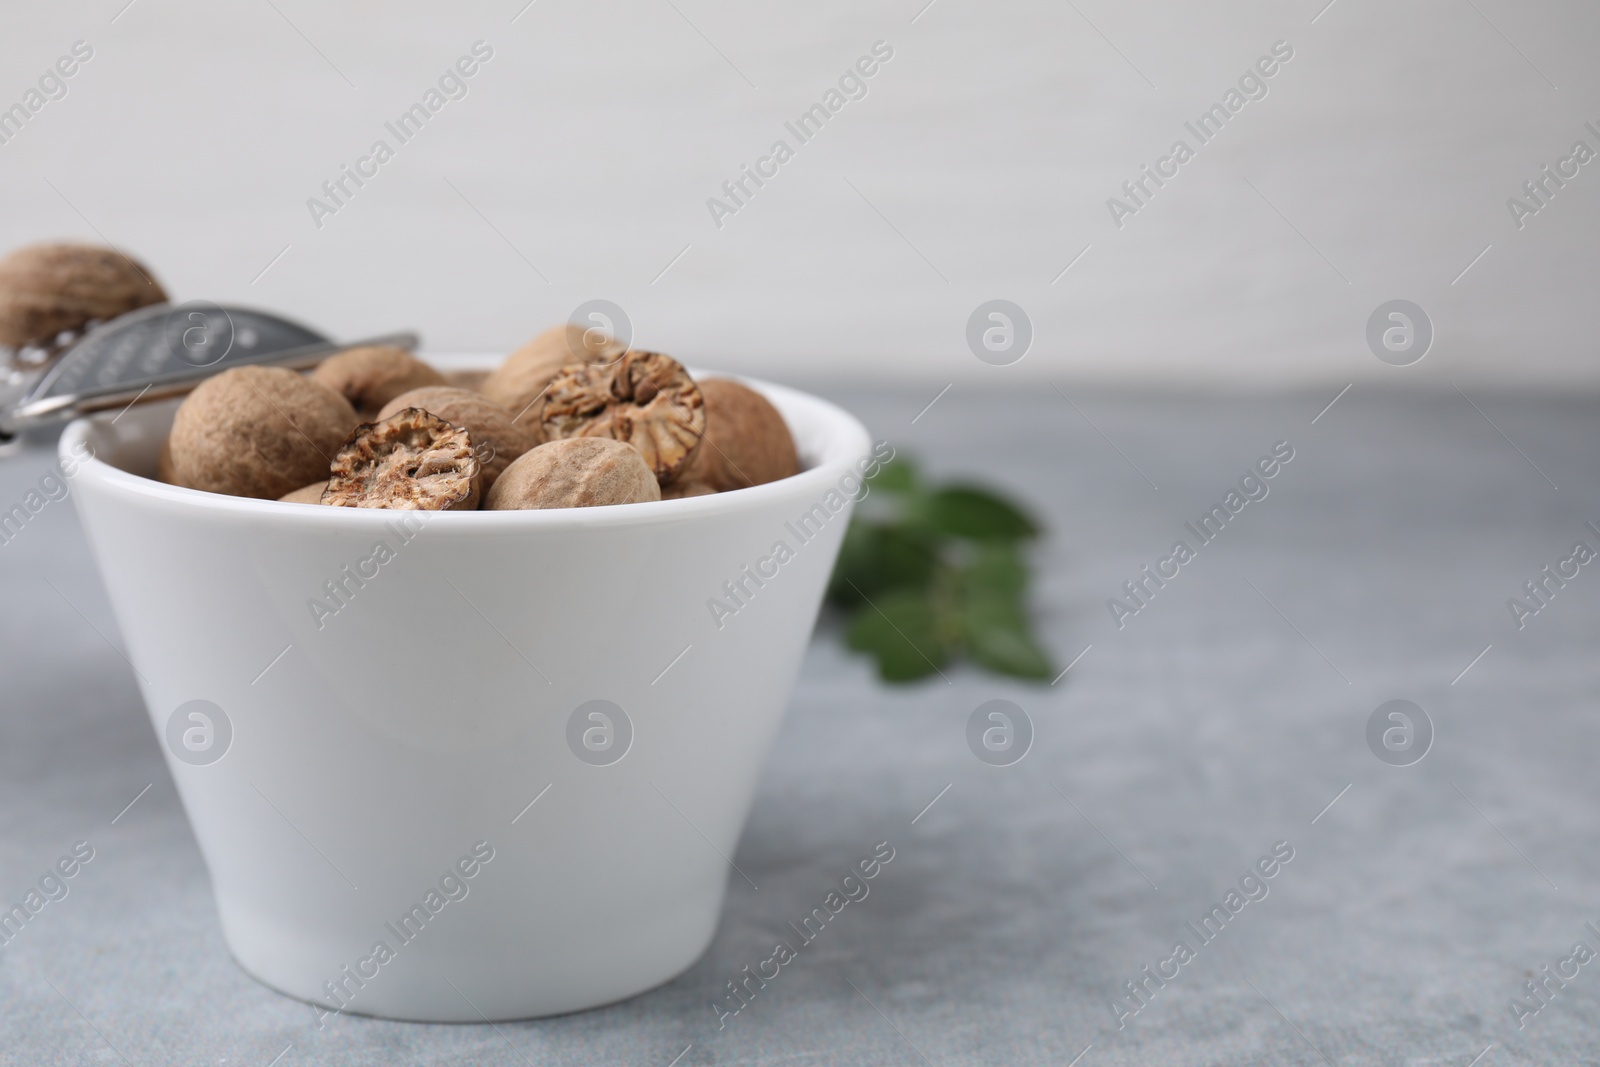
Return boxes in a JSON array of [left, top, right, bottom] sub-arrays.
[[0, 301, 416, 444]]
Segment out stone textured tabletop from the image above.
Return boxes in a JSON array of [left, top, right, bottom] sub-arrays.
[[1, 384, 1596, 1066]]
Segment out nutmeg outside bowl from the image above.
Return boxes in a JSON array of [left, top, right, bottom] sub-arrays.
[[61, 366, 871, 1022]]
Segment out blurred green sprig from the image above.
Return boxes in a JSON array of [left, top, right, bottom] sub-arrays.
[[826, 455, 1054, 683]]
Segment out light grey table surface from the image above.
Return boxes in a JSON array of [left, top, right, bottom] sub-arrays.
[[1, 385, 1596, 1066]]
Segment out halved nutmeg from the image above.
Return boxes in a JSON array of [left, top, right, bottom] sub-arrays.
[[323, 408, 481, 510], [377, 386, 537, 490], [540, 350, 704, 482]]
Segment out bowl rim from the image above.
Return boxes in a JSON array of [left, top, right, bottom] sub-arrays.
[[60, 369, 876, 531]]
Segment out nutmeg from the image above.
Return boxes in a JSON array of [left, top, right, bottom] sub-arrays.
[[377, 386, 537, 489], [540, 350, 705, 483], [323, 408, 481, 511], [669, 378, 799, 492], [310, 345, 447, 420], [480, 323, 625, 423], [0, 242, 167, 348], [168, 366, 358, 499], [485, 438, 660, 510], [441, 367, 491, 393]]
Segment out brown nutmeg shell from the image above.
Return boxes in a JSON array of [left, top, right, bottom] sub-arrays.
[[310, 346, 447, 420], [485, 437, 660, 510], [168, 366, 358, 499], [670, 378, 799, 492], [480, 323, 625, 422], [0, 242, 166, 348]]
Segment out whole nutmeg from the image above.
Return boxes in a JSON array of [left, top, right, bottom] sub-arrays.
[[486, 438, 660, 510], [0, 242, 167, 348], [323, 408, 481, 511], [540, 350, 705, 483], [670, 378, 799, 492], [441, 367, 491, 393], [310, 346, 447, 419], [279, 481, 328, 505], [480, 323, 625, 422], [377, 386, 537, 489], [168, 366, 358, 499]]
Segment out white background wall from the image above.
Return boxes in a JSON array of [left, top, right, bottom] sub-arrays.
[[1, 0, 1596, 388]]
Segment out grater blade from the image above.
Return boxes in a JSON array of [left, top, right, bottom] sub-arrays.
[[0, 302, 417, 438]]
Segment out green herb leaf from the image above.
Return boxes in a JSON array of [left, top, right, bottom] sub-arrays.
[[827, 452, 1054, 684], [961, 594, 1054, 680], [960, 541, 1029, 600], [921, 485, 1039, 542], [826, 521, 941, 606], [867, 455, 920, 495], [845, 589, 950, 682]]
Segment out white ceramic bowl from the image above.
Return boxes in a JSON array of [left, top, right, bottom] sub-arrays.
[[62, 371, 871, 1022]]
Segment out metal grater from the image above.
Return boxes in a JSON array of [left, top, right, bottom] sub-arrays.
[[0, 301, 417, 443]]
